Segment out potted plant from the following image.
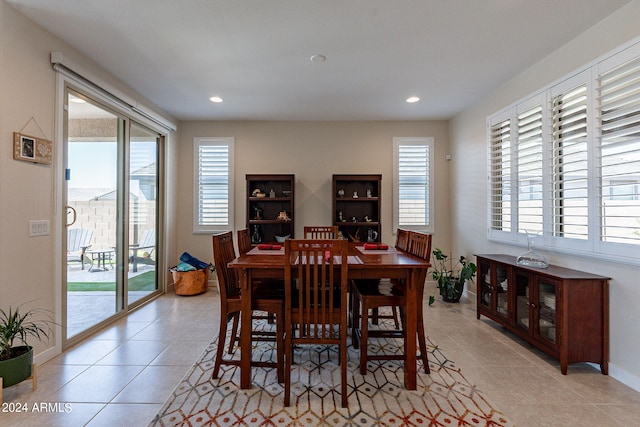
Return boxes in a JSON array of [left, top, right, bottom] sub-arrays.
[[0, 304, 54, 389], [430, 248, 477, 303]]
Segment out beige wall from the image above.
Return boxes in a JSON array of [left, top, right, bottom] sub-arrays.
[[450, 1, 640, 388], [175, 121, 451, 264]]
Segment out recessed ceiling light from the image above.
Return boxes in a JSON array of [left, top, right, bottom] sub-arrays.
[[209, 96, 223, 103], [406, 96, 420, 103], [310, 54, 326, 63]]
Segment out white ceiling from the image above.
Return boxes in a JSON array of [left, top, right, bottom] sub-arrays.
[[7, 0, 632, 121]]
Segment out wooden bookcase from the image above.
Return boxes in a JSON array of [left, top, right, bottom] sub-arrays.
[[476, 254, 610, 375], [332, 174, 381, 242], [246, 174, 295, 244]]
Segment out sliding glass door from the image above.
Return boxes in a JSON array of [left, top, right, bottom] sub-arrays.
[[64, 89, 161, 344], [128, 123, 159, 305]]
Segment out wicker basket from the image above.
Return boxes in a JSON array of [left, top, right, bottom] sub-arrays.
[[170, 267, 209, 296]]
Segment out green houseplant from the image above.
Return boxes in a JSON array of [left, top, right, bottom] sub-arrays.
[[0, 304, 54, 389], [430, 248, 477, 303]]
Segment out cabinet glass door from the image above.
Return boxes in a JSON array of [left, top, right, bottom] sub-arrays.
[[479, 261, 492, 309], [496, 265, 509, 318], [515, 272, 531, 331], [538, 280, 557, 343]]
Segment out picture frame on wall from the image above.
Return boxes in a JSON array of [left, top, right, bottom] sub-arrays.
[[13, 132, 52, 165]]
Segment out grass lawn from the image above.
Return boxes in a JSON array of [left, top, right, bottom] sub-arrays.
[[67, 271, 156, 291]]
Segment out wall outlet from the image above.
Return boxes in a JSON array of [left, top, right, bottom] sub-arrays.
[[29, 220, 50, 237]]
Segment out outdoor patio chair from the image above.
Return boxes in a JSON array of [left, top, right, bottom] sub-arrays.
[[67, 228, 93, 270], [129, 229, 155, 272]]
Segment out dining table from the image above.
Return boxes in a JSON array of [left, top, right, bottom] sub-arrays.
[[227, 241, 430, 391]]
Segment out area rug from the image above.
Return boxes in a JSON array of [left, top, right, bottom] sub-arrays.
[[150, 318, 514, 426]]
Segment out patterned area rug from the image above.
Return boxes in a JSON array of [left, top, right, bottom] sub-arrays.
[[150, 318, 514, 426]]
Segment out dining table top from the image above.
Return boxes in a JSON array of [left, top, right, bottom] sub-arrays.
[[228, 242, 431, 270]]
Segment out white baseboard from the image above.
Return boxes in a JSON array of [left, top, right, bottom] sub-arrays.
[[34, 345, 58, 366], [608, 363, 640, 393]]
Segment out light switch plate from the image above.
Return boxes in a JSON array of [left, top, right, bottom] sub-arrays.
[[29, 220, 50, 237]]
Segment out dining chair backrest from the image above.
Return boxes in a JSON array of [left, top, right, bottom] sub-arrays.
[[303, 225, 339, 239], [284, 238, 348, 342], [395, 228, 411, 251], [212, 231, 240, 301], [237, 228, 252, 255], [408, 231, 432, 262]]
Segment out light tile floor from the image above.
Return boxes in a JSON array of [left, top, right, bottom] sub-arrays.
[[2, 288, 639, 426]]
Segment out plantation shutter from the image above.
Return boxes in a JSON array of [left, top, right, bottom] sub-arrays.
[[517, 105, 544, 234], [551, 84, 589, 240], [397, 143, 430, 226], [194, 138, 234, 231], [598, 56, 640, 245], [489, 118, 512, 232]]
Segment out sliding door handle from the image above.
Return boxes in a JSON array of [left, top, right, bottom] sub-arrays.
[[66, 206, 77, 227]]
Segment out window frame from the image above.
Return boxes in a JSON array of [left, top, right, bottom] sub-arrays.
[[193, 137, 235, 233], [393, 137, 435, 234]]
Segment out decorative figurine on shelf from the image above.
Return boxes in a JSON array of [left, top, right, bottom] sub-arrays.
[[337, 230, 344, 240], [351, 216, 358, 223], [367, 229, 378, 242], [251, 224, 262, 244], [337, 209, 346, 222], [252, 188, 266, 198], [277, 210, 291, 221], [366, 188, 372, 198], [353, 191, 358, 198], [253, 206, 263, 220], [269, 189, 276, 198], [363, 215, 373, 222], [337, 188, 345, 198]]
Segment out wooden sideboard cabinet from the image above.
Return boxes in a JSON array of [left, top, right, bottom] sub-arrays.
[[475, 254, 610, 375]]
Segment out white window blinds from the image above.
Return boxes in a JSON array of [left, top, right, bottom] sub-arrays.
[[552, 84, 589, 240], [393, 137, 433, 231], [487, 39, 640, 263], [193, 137, 234, 232], [517, 105, 544, 234], [489, 118, 512, 232], [598, 56, 640, 245]]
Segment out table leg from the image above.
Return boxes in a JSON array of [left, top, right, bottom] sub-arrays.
[[404, 269, 418, 390], [240, 268, 252, 389]]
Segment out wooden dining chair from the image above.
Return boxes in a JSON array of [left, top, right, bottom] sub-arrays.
[[211, 231, 285, 382], [236, 228, 283, 327], [351, 230, 432, 375], [283, 238, 349, 407], [369, 228, 412, 327], [303, 225, 339, 239], [395, 228, 411, 251], [237, 228, 253, 255]]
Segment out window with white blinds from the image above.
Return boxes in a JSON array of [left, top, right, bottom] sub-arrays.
[[393, 137, 434, 232], [487, 39, 640, 263], [552, 84, 589, 240], [193, 137, 234, 233], [489, 118, 512, 232], [517, 105, 544, 235], [598, 55, 640, 245]]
